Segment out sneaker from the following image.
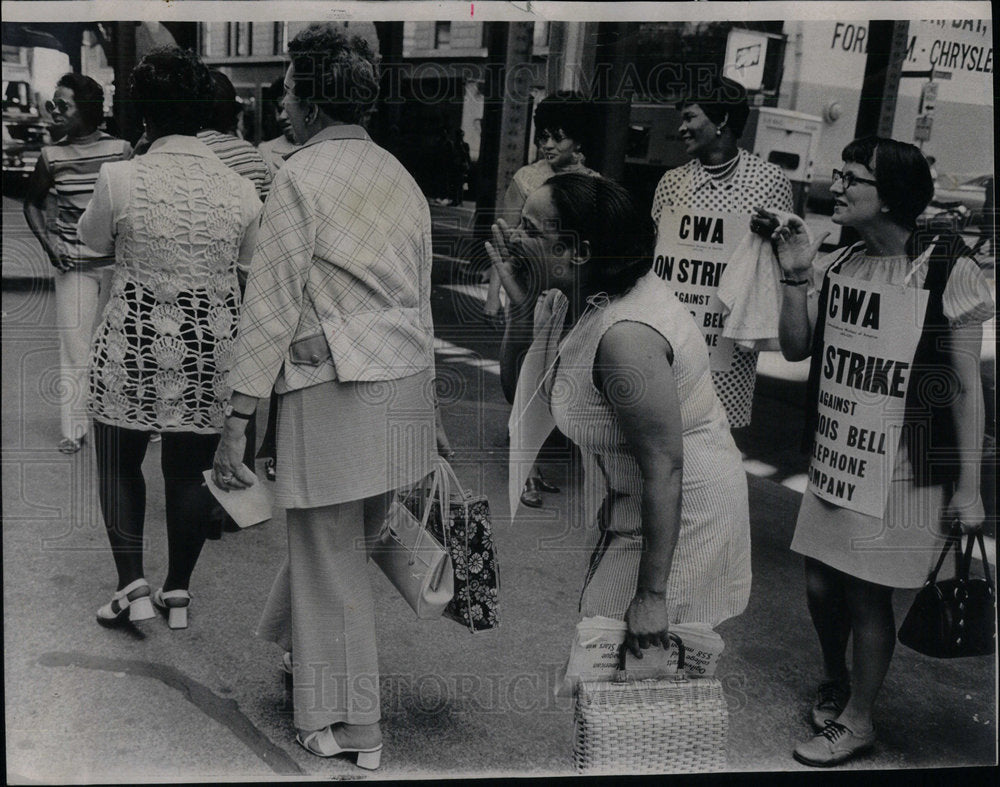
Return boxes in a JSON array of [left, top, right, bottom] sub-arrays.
[[793, 720, 876, 767], [811, 679, 850, 730]]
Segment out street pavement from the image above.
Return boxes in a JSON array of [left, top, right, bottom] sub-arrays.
[[2, 196, 997, 783]]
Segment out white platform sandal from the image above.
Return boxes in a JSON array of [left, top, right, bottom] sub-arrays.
[[152, 588, 191, 630], [96, 578, 155, 626], [296, 726, 382, 770]]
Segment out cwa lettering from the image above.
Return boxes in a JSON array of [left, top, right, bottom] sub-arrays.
[[827, 283, 880, 328], [678, 214, 725, 244]]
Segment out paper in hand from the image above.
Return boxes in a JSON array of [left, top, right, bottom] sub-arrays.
[[202, 468, 273, 528]]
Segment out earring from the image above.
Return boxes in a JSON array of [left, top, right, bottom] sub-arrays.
[[715, 128, 722, 137]]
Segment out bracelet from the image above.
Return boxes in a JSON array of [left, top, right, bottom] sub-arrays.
[[780, 278, 810, 286], [636, 586, 666, 597]]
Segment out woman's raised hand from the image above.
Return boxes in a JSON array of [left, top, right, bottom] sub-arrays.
[[485, 218, 529, 309], [753, 206, 828, 278]]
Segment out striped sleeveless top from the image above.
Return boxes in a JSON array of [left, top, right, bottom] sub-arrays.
[[41, 132, 131, 268]]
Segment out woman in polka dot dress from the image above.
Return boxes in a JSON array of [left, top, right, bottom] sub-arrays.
[[651, 74, 793, 429]]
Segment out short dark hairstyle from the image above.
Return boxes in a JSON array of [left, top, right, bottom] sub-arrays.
[[264, 75, 285, 107], [544, 173, 654, 298], [56, 73, 105, 131], [130, 47, 213, 137], [841, 136, 935, 229], [677, 73, 750, 138], [205, 70, 242, 135], [533, 91, 595, 152], [287, 23, 379, 124]]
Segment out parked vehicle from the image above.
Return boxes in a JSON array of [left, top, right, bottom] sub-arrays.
[[2, 114, 50, 184]]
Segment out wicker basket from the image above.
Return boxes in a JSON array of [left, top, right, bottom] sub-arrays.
[[572, 639, 728, 774]]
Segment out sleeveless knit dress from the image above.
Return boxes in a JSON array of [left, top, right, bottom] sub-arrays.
[[549, 272, 752, 625]]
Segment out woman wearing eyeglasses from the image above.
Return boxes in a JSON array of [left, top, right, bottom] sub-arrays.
[[23, 74, 132, 454], [756, 137, 992, 767], [486, 91, 600, 509]]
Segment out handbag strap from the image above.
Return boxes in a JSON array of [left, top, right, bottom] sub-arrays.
[[964, 531, 996, 598], [926, 526, 964, 585], [388, 465, 449, 561], [433, 454, 473, 501]]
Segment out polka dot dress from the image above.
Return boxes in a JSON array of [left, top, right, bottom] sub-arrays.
[[652, 150, 793, 428]]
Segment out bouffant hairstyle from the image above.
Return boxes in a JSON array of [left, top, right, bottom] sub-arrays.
[[533, 91, 595, 153], [55, 73, 105, 131], [205, 70, 242, 135], [544, 173, 655, 298], [677, 73, 750, 138], [287, 23, 380, 124], [841, 136, 935, 230], [130, 47, 213, 137]]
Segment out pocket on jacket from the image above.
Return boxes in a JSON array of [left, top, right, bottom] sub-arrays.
[[288, 332, 330, 367]]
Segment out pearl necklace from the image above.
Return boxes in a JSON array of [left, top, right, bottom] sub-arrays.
[[701, 153, 740, 184]]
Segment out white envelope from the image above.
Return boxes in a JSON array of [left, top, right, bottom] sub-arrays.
[[202, 468, 273, 528]]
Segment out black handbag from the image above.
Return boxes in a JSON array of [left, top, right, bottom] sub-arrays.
[[898, 528, 996, 658]]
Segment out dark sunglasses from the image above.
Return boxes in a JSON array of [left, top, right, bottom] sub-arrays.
[[832, 169, 878, 189], [535, 129, 568, 145], [45, 98, 73, 115]]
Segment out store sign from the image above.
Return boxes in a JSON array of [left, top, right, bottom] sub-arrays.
[[914, 115, 934, 141], [724, 29, 771, 91], [920, 81, 939, 114]]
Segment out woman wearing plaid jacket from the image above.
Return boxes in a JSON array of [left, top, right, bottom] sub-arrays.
[[212, 24, 437, 770]]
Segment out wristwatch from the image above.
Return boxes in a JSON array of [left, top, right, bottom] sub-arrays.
[[224, 403, 255, 420]]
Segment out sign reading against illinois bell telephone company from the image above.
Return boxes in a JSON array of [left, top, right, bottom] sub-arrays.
[[653, 208, 747, 371], [808, 271, 929, 518]]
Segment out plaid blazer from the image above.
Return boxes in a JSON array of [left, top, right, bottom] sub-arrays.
[[229, 125, 435, 398]]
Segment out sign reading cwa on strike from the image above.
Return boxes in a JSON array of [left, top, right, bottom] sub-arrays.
[[653, 210, 744, 372], [809, 272, 928, 518]]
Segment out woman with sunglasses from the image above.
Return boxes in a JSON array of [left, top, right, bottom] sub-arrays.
[[486, 91, 600, 508], [756, 136, 992, 766], [493, 173, 751, 666], [23, 74, 132, 454]]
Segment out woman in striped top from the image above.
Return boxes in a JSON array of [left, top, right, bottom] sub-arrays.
[[23, 73, 132, 454]]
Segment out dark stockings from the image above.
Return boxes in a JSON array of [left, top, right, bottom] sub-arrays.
[[95, 422, 219, 593], [804, 556, 894, 731]]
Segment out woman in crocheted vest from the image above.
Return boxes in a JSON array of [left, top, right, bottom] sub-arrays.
[[78, 48, 261, 632]]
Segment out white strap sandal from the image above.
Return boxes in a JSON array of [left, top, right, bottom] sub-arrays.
[[96, 578, 155, 625], [152, 588, 191, 630], [296, 726, 382, 770]]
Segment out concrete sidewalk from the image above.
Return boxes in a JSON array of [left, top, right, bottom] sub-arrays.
[[3, 283, 996, 783]]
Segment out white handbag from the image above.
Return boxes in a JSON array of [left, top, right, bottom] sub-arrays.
[[371, 465, 454, 619]]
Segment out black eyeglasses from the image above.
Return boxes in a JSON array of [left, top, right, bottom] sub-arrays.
[[45, 98, 73, 115], [832, 169, 878, 189]]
